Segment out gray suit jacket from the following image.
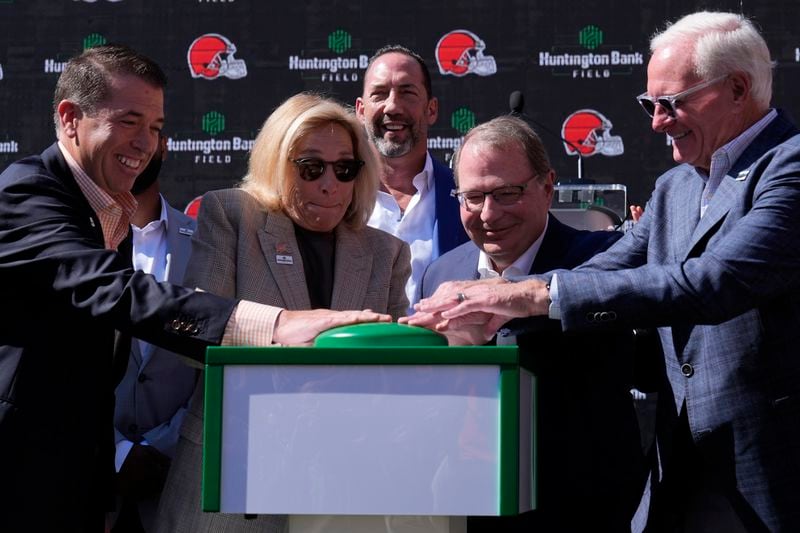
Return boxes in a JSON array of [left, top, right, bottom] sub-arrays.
[[155, 188, 410, 533], [113, 201, 199, 529], [553, 110, 800, 531], [114, 202, 199, 458]]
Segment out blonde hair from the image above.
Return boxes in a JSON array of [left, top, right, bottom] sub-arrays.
[[240, 93, 379, 229]]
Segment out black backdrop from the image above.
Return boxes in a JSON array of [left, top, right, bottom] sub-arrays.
[[2, 0, 799, 212]]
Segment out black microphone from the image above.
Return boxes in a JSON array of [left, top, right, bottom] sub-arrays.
[[507, 90, 586, 182], [509, 90, 525, 115]]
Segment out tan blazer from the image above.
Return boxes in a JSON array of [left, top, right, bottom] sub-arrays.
[[154, 188, 410, 533]]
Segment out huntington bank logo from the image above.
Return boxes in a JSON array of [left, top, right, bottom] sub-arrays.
[[44, 34, 107, 74], [0, 137, 19, 154], [187, 34, 248, 80], [451, 107, 476, 134], [202, 111, 225, 136], [561, 109, 624, 157], [83, 33, 106, 49], [328, 30, 352, 54], [167, 112, 254, 165], [436, 30, 497, 77], [288, 29, 367, 83], [578, 25, 603, 50], [428, 107, 475, 153], [537, 25, 643, 79]]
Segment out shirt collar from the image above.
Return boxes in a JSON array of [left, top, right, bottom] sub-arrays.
[[411, 152, 435, 194], [477, 215, 549, 279], [57, 141, 138, 219], [133, 194, 168, 233], [704, 108, 777, 180]]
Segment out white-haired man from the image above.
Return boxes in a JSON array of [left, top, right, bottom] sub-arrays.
[[412, 11, 800, 532]]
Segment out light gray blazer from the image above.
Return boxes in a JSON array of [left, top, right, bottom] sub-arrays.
[[155, 188, 410, 533]]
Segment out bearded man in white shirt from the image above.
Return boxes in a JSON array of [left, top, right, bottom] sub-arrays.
[[356, 45, 468, 309]]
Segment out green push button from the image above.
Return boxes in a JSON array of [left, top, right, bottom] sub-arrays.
[[314, 323, 447, 347]]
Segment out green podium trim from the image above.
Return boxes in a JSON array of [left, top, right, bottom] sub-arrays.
[[203, 345, 526, 515]]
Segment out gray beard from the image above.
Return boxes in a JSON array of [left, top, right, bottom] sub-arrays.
[[367, 126, 417, 158]]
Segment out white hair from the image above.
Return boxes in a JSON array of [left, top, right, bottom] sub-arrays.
[[650, 11, 773, 109]]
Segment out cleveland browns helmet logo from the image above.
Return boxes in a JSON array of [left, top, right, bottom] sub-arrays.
[[435, 30, 497, 77], [187, 33, 248, 80], [561, 109, 624, 157]]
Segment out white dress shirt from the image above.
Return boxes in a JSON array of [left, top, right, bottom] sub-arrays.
[[131, 196, 169, 365], [368, 153, 437, 310], [479, 218, 548, 344], [477, 216, 547, 281]]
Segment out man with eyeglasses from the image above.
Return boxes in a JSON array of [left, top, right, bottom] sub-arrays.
[[417, 115, 646, 533], [356, 45, 468, 310], [410, 11, 800, 532]]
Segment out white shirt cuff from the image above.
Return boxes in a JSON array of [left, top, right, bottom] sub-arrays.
[[548, 273, 561, 320]]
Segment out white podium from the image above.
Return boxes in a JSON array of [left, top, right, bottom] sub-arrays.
[[201, 336, 535, 531]]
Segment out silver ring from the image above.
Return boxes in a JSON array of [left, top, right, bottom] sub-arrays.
[[456, 292, 467, 303]]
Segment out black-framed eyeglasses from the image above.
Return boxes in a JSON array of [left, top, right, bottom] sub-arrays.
[[290, 157, 365, 182], [451, 177, 536, 212], [635, 74, 727, 118]]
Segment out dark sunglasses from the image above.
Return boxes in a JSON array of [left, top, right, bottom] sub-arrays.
[[290, 157, 364, 182], [635, 74, 727, 118]]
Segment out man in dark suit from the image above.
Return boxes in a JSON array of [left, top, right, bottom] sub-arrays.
[[356, 45, 468, 309], [413, 11, 800, 532], [417, 115, 645, 532], [0, 44, 388, 532]]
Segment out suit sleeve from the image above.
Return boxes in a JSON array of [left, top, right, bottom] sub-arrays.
[[183, 190, 239, 299], [0, 169, 236, 361], [557, 145, 800, 331], [388, 241, 411, 320]]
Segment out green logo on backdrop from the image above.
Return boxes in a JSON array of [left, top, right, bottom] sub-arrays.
[[451, 108, 476, 135], [83, 33, 107, 50], [328, 29, 352, 54], [578, 25, 603, 50], [202, 111, 226, 136]]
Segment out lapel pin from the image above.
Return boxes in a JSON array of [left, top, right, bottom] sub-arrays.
[[735, 169, 749, 181], [276, 242, 293, 265], [89, 218, 96, 228]]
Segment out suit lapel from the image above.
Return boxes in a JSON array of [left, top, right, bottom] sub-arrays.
[[686, 173, 735, 256], [530, 215, 571, 274], [330, 225, 371, 311], [163, 207, 194, 282], [130, 339, 143, 367], [257, 212, 311, 310], [42, 143, 105, 244], [684, 111, 798, 259], [670, 169, 704, 261]]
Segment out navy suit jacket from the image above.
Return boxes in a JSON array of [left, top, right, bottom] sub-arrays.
[[422, 215, 646, 531], [431, 156, 469, 257], [553, 110, 800, 531], [0, 143, 236, 531]]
